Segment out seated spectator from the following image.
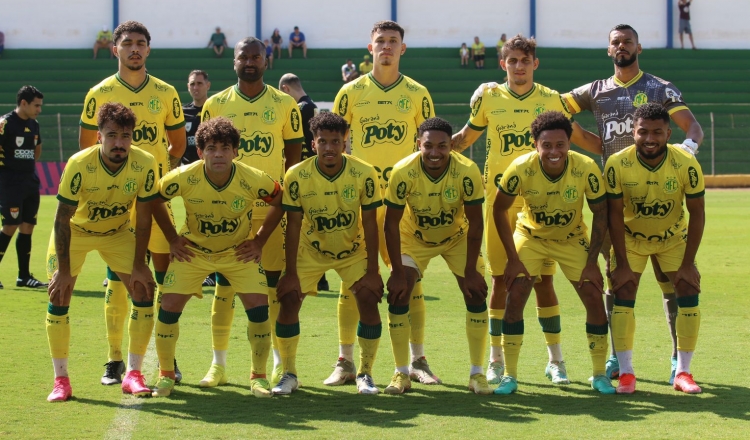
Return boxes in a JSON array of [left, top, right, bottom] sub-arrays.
[[288, 26, 307, 58], [460, 42, 469, 67], [342, 59, 359, 82], [271, 28, 283, 59], [208, 27, 228, 58], [264, 39, 274, 69], [496, 33, 507, 69], [359, 54, 372, 75], [93, 26, 113, 59], [471, 36, 485, 69]]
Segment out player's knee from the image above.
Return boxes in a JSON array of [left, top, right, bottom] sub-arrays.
[[278, 292, 302, 311], [614, 283, 637, 301]]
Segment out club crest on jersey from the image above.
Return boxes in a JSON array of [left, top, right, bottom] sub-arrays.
[[231, 196, 246, 212], [562, 186, 579, 203], [148, 97, 162, 114], [70, 172, 82, 195], [688, 167, 700, 188], [534, 104, 545, 116], [47, 254, 58, 273], [185, 122, 192, 133], [338, 94, 349, 115], [588, 173, 600, 194], [422, 97, 431, 119], [443, 186, 458, 203], [123, 178, 138, 195], [262, 107, 277, 124], [145, 170, 155, 192], [164, 271, 176, 287], [10, 207, 19, 219], [633, 92, 648, 108], [463, 177, 474, 196], [342, 184, 357, 202], [86, 98, 97, 119], [15, 137, 24, 147], [396, 96, 412, 114], [664, 177, 678, 194], [172, 98, 181, 118]]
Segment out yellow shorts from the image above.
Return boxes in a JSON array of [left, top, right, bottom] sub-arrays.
[[250, 213, 285, 272], [163, 250, 267, 297], [514, 232, 593, 282], [131, 199, 174, 255], [46, 228, 135, 279], [486, 201, 555, 277], [610, 233, 688, 274], [401, 232, 485, 279], [296, 245, 372, 296]]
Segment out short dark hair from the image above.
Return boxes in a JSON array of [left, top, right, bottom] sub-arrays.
[[531, 111, 573, 141], [97, 102, 137, 131], [371, 20, 404, 40], [309, 112, 348, 136], [113, 20, 151, 45], [188, 70, 209, 81], [501, 34, 537, 59], [279, 73, 301, 89], [195, 117, 240, 150], [418, 117, 453, 138], [610, 24, 638, 41], [235, 37, 265, 54], [634, 102, 670, 124], [17, 85, 43, 106]]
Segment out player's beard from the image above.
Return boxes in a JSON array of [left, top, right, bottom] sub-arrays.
[[637, 143, 667, 160], [612, 52, 637, 68], [107, 150, 128, 163]]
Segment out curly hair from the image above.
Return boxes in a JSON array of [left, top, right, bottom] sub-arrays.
[[371, 20, 404, 40], [418, 117, 453, 138], [113, 20, 151, 45], [195, 117, 240, 150], [501, 34, 537, 59], [309, 112, 348, 136], [97, 102, 137, 130], [633, 102, 670, 124], [530, 111, 572, 141]]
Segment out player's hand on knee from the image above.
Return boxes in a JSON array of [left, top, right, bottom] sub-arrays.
[[353, 271, 384, 303], [48, 271, 74, 306], [169, 236, 195, 263], [277, 274, 303, 301], [234, 239, 262, 263], [129, 264, 156, 301], [463, 269, 488, 300], [503, 258, 531, 291], [674, 263, 701, 293], [610, 266, 637, 291], [577, 262, 604, 292]]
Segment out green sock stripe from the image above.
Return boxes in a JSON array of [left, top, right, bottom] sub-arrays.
[[489, 318, 503, 336], [106, 267, 121, 281], [466, 302, 488, 313], [538, 315, 561, 334], [132, 300, 154, 308], [266, 274, 280, 288], [586, 323, 608, 335], [216, 272, 231, 286], [502, 319, 524, 335], [158, 308, 182, 324], [245, 305, 269, 322], [276, 322, 300, 338], [48, 303, 69, 316], [614, 298, 635, 308], [677, 295, 699, 308], [154, 271, 166, 285], [357, 322, 382, 339], [388, 305, 409, 315]]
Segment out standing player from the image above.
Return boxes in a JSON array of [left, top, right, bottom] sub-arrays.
[[605, 103, 705, 394], [183, 70, 211, 165], [0, 85, 48, 289], [272, 112, 384, 395], [78, 20, 186, 386], [150, 117, 283, 398], [452, 35, 602, 385], [562, 24, 704, 383], [46, 103, 159, 401], [493, 111, 614, 395], [330, 20, 439, 387], [200, 37, 303, 387], [384, 118, 490, 395]]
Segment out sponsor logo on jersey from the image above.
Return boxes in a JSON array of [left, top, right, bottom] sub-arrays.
[[239, 131, 274, 156], [364, 177, 375, 199], [130, 102, 143, 107], [533, 209, 575, 227], [165, 183, 179, 196], [505, 175, 519, 193], [603, 115, 634, 141], [231, 196, 246, 212], [396, 181, 407, 199], [70, 172, 82, 195], [397, 96, 412, 114], [99, 85, 114, 93], [606, 167, 616, 189], [188, 175, 201, 185], [562, 186, 579, 203], [664, 177, 678, 194], [665, 88, 682, 103], [416, 208, 457, 229], [354, 101, 370, 107], [524, 189, 539, 196], [198, 216, 241, 236], [154, 82, 169, 92], [463, 176, 474, 196], [88, 202, 130, 222], [14, 149, 34, 159], [633, 92, 648, 108], [471, 97, 482, 117], [24, 127, 31, 132], [148, 97, 162, 115], [361, 119, 407, 148], [497, 128, 533, 155], [310, 240, 361, 260], [130, 161, 144, 172], [588, 173, 600, 194], [85, 98, 97, 119], [133, 121, 159, 145], [290, 108, 300, 131], [422, 97, 431, 119], [338, 94, 348, 115], [688, 166, 700, 188], [624, 182, 639, 187], [313, 209, 356, 232], [405, 81, 420, 92], [302, 191, 317, 199], [86, 187, 100, 193], [289, 181, 299, 201], [123, 178, 138, 195], [187, 198, 204, 204], [372, 166, 391, 183], [633, 198, 674, 218], [570, 167, 584, 178], [172, 98, 181, 119]]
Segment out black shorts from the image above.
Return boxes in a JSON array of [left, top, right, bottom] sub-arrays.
[[0, 174, 40, 226], [474, 54, 485, 61]]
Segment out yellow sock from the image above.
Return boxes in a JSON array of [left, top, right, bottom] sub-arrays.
[[212, 284, 236, 351], [409, 282, 426, 345], [387, 305, 410, 368], [489, 308, 504, 352], [586, 323, 609, 376], [128, 304, 155, 356], [501, 319, 524, 378], [155, 309, 180, 374], [537, 305, 562, 346], [676, 305, 700, 351], [611, 303, 636, 351], [357, 322, 382, 376], [246, 307, 271, 376], [337, 283, 359, 345], [104, 277, 127, 361], [268, 287, 280, 351], [46, 304, 70, 359], [466, 305, 489, 367], [153, 271, 166, 317], [277, 336, 299, 376]]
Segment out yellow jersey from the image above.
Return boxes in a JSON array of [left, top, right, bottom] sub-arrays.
[[605, 144, 705, 242], [385, 151, 484, 246]]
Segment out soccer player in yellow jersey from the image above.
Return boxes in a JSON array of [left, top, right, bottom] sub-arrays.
[[452, 34, 602, 385], [384, 118, 491, 395], [605, 103, 705, 395], [493, 111, 615, 395], [273, 113, 384, 395], [46, 103, 159, 402], [150, 117, 283, 398], [200, 37, 304, 386], [330, 20, 439, 387], [78, 20, 187, 385]]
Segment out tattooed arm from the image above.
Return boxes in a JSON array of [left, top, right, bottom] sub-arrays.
[[48, 202, 77, 306]]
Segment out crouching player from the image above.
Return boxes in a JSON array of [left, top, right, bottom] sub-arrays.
[[151, 117, 283, 398], [493, 111, 615, 395], [273, 112, 385, 395], [384, 117, 491, 395], [605, 102, 705, 394], [46, 103, 158, 401]]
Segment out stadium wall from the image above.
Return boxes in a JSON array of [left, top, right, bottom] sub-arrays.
[[1, 0, 748, 49]]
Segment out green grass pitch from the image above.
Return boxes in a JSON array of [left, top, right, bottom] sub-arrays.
[[1, 190, 749, 438]]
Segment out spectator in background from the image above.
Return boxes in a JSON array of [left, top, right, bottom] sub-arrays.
[[264, 39, 274, 69], [289, 26, 307, 58], [93, 26, 114, 59], [341, 59, 359, 82], [678, 0, 697, 50], [496, 33, 507, 69], [471, 36, 485, 69], [0, 31, 5, 59], [208, 27, 228, 58], [460, 43, 469, 67], [271, 28, 283, 59], [359, 54, 373, 75]]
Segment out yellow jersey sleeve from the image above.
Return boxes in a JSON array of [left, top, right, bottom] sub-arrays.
[[467, 88, 489, 131], [384, 162, 408, 209], [281, 166, 302, 212], [498, 160, 522, 197], [57, 159, 83, 206], [333, 85, 354, 126], [136, 150, 160, 202], [584, 159, 606, 204], [463, 160, 485, 205], [361, 166, 382, 211], [682, 154, 705, 199], [282, 99, 305, 143], [604, 154, 623, 199], [80, 88, 99, 130], [158, 167, 183, 201], [415, 89, 435, 127], [165, 86, 185, 130]]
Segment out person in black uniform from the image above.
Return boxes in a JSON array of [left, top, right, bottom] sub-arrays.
[[0, 85, 47, 289], [182, 70, 211, 165]]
